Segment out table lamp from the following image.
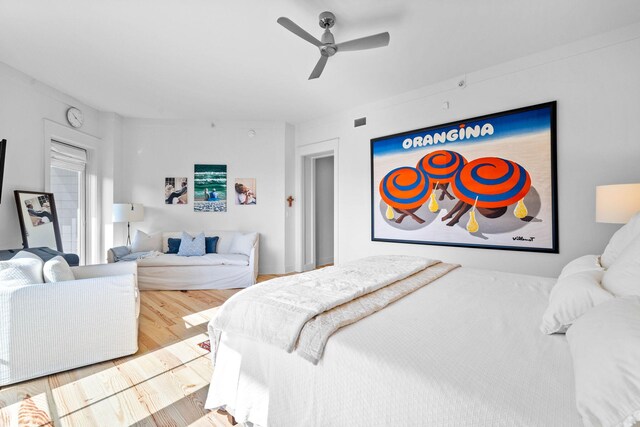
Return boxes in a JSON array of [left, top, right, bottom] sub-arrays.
[[596, 183, 640, 224], [112, 203, 144, 246]]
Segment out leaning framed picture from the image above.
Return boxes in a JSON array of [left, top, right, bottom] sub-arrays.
[[371, 101, 558, 253]]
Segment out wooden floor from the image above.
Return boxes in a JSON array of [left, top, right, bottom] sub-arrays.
[[0, 274, 285, 427]]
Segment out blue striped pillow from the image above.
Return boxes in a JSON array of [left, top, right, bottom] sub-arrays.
[[177, 232, 206, 257]]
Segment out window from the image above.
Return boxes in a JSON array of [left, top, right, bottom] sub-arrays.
[[50, 141, 87, 263]]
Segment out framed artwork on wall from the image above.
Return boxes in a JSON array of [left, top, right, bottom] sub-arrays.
[[371, 101, 558, 253], [194, 164, 227, 212], [235, 178, 256, 205], [165, 177, 188, 204]]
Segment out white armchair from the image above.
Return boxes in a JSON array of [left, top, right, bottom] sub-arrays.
[[0, 262, 139, 386]]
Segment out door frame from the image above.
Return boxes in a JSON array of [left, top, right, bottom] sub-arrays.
[[44, 119, 101, 265], [295, 138, 339, 272]]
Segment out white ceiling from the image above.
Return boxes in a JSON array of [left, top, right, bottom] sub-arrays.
[[1, 1, 640, 123]]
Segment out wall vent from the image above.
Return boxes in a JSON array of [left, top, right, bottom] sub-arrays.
[[354, 117, 367, 127]]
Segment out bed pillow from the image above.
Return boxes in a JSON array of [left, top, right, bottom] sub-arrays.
[[166, 238, 181, 254], [600, 212, 640, 269], [566, 297, 640, 427], [205, 236, 219, 254], [602, 236, 640, 297], [229, 232, 257, 256], [0, 251, 44, 286], [178, 232, 206, 257], [43, 256, 75, 283], [558, 255, 603, 280], [540, 269, 613, 334], [131, 230, 162, 253]]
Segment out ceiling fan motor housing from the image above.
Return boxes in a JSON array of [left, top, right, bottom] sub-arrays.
[[319, 11, 335, 29]]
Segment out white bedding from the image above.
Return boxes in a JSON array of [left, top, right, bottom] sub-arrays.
[[211, 255, 438, 354], [205, 267, 581, 427]]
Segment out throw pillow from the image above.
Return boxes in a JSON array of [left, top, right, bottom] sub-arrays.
[[566, 297, 640, 427], [600, 212, 640, 268], [205, 236, 219, 254], [43, 256, 75, 283], [540, 269, 613, 334], [602, 236, 640, 297], [558, 255, 603, 280], [166, 238, 181, 254], [178, 232, 206, 257], [0, 251, 44, 286], [131, 230, 162, 253], [229, 232, 257, 256]]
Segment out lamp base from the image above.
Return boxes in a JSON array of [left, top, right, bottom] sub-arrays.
[[126, 221, 131, 246]]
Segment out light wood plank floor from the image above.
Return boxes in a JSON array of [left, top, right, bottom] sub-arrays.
[[0, 273, 285, 427]]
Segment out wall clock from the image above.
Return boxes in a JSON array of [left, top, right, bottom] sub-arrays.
[[66, 107, 84, 128]]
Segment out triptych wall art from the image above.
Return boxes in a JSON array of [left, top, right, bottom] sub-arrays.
[[371, 102, 558, 253], [163, 164, 256, 211]]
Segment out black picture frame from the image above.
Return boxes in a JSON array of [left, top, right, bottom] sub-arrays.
[[0, 139, 6, 204], [370, 101, 559, 253], [14, 190, 63, 251]]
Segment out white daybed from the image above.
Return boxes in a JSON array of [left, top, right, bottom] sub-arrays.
[[108, 230, 259, 290]]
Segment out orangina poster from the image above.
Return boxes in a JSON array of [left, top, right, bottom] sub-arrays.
[[371, 102, 558, 252]]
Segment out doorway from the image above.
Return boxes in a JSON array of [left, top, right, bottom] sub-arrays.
[[50, 141, 87, 263], [296, 138, 339, 272], [314, 156, 334, 267]]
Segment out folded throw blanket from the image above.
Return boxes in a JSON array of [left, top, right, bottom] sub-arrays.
[[210, 255, 445, 363], [296, 261, 459, 364]]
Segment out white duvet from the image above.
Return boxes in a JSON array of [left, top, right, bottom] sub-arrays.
[[206, 267, 581, 427], [210, 255, 438, 355]]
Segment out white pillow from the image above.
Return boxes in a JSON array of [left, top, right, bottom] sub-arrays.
[[229, 232, 258, 256], [0, 251, 44, 286], [540, 269, 613, 334], [566, 297, 640, 427], [43, 256, 75, 283], [601, 212, 640, 269], [558, 255, 603, 280], [602, 236, 640, 297], [131, 230, 162, 253]]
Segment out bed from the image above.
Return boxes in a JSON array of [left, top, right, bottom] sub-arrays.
[[205, 266, 582, 426]]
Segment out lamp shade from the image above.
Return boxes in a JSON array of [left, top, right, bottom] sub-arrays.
[[112, 203, 144, 223], [596, 184, 640, 224]]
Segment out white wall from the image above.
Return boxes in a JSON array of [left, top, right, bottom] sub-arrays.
[[120, 119, 288, 273], [99, 112, 125, 261], [0, 62, 103, 251], [295, 25, 640, 277], [315, 156, 334, 266], [284, 123, 296, 271]]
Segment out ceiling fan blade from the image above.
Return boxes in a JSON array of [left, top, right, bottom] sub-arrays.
[[335, 32, 390, 52], [277, 17, 323, 47], [308, 55, 328, 80]]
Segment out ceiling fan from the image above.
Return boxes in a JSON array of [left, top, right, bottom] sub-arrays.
[[277, 11, 390, 80]]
